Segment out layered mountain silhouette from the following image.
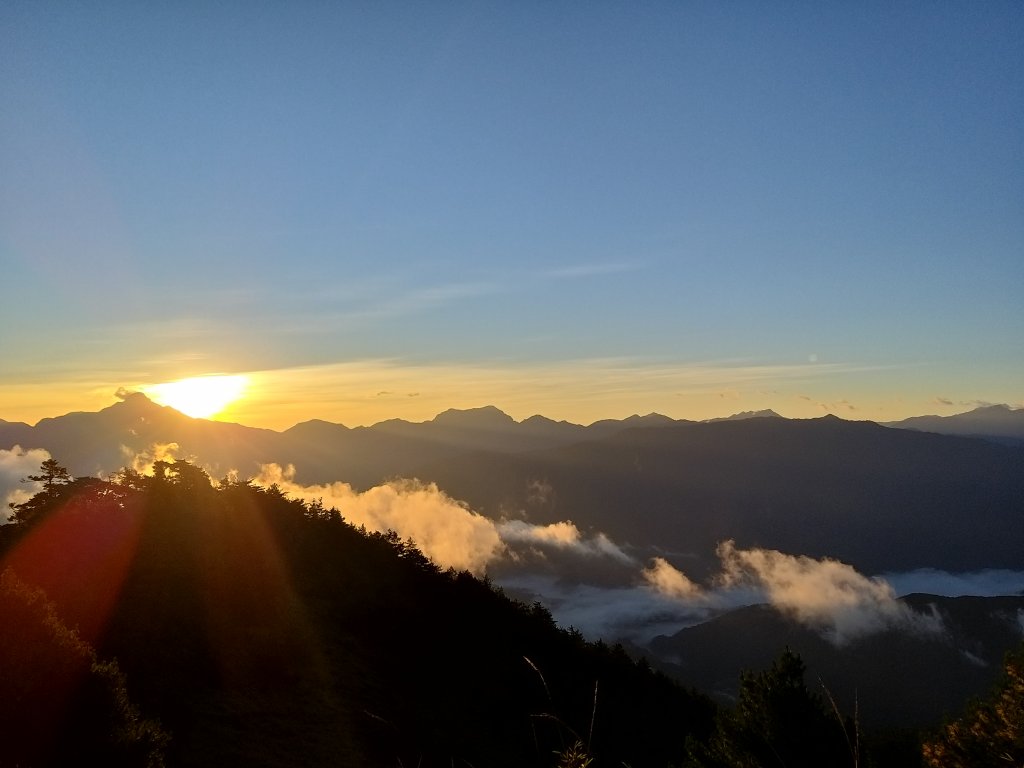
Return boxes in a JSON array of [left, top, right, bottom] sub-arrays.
[[3, 395, 1023, 577]]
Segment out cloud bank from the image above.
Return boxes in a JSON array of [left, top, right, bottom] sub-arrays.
[[105, 453, 1014, 646], [243, 464, 958, 645], [506, 544, 950, 646]]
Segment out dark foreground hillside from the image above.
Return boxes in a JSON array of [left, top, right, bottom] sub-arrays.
[[0, 461, 714, 767]]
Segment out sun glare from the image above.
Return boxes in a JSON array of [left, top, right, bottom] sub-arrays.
[[145, 375, 248, 419]]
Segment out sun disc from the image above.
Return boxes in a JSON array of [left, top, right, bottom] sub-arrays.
[[144, 375, 248, 419]]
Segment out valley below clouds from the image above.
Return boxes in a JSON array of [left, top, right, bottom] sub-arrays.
[[255, 457, 1015, 648]]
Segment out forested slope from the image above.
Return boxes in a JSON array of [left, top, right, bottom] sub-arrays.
[[0, 460, 713, 767]]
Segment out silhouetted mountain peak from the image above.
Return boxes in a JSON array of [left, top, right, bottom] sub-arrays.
[[285, 418, 351, 438], [431, 405, 516, 429], [33, 390, 178, 429], [967, 404, 1017, 420], [108, 390, 168, 416]]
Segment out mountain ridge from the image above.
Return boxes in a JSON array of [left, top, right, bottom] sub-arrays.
[[3, 396, 1022, 577], [884, 403, 1024, 445]]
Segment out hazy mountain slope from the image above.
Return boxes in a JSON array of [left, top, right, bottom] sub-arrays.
[[409, 416, 1024, 576], [885, 404, 1024, 445], [704, 409, 783, 422], [647, 594, 1024, 729], [0, 393, 283, 480]]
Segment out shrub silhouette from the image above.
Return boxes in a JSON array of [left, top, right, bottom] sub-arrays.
[[922, 641, 1024, 767], [688, 648, 856, 768], [0, 568, 168, 767]]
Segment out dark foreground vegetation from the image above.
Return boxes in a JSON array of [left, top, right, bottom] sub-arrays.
[[2, 459, 1021, 767]]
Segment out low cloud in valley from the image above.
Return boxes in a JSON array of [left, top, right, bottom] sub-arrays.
[[715, 540, 944, 646], [248, 462, 953, 646]]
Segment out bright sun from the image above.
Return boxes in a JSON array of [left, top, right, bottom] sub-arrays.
[[144, 375, 248, 419]]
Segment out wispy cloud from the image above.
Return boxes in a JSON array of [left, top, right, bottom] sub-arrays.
[[816, 398, 857, 413], [331, 281, 497, 323], [542, 262, 640, 279], [498, 519, 635, 564]]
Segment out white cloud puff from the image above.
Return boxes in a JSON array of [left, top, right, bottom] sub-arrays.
[[251, 465, 636, 576], [642, 557, 704, 599], [120, 442, 181, 474], [715, 540, 943, 645], [0, 446, 52, 519], [254, 463, 504, 575]]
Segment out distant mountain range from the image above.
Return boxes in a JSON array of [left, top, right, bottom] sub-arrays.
[[2, 395, 1023, 577], [884, 404, 1024, 446]]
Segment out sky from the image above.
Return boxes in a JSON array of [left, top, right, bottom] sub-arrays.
[[2, 1, 1022, 430]]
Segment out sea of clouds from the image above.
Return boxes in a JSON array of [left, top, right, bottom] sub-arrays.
[[4, 446, 1023, 647]]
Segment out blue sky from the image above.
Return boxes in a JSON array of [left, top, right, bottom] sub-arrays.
[[2, 2, 1022, 428]]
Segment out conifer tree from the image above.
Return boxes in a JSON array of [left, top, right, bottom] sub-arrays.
[[922, 642, 1024, 767]]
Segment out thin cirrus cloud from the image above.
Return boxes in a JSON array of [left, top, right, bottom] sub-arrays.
[[541, 262, 641, 280], [316, 281, 498, 325]]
